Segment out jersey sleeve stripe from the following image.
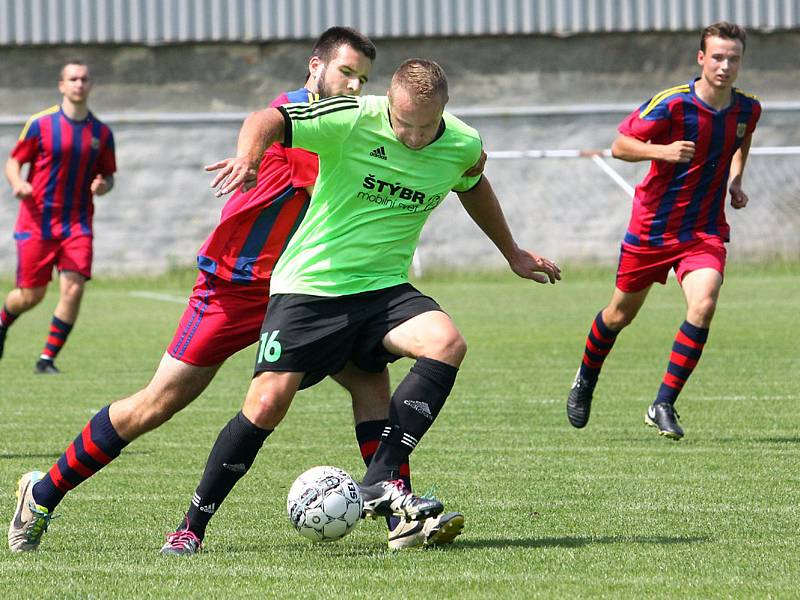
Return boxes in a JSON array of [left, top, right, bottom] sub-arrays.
[[18, 105, 60, 140], [286, 104, 359, 122], [283, 96, 358, 117], [277, 105, 293, 147], [639, 85, 690, 118]]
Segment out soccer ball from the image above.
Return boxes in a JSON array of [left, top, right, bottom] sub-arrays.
[[286, 466, 363, 542]]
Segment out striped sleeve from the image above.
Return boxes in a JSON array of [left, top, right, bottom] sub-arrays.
[[278, 95, 360, 155], [618, 85, 689, 141], [10, 106, 57, 162]]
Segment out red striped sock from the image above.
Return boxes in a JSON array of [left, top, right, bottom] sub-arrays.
[[40, 315, 73, 361], [0, 304, 18, 328], [655, 321, 709, 405], [579, 311, 620, 381], [31, 405, 128, 511]]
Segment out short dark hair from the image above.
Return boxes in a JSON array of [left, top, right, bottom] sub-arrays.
[[701, 21, 746, 53], [391, 58, 448, 103], [310, 26, 376, 64], [60, 59, 88, 80]]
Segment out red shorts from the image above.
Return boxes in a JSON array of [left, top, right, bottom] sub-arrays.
[[167, 271, 270, 367], [615, 237, 727, 293], [15, 233, 93, 288]]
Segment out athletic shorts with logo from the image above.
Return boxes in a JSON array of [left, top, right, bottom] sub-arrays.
[[615, 236, 727, 293], [168, 270, 270, 367], [253, 283, 442, 388], [15, 233, 93, 287]]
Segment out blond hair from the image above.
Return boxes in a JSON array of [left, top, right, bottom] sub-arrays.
[[390, 58, 448, 103]]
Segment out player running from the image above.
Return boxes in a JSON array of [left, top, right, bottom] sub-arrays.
[[566, 22, 761, 439], [1, 61, 115, 374], [167, 58, 560, 552], [9, 28, 474, 555]]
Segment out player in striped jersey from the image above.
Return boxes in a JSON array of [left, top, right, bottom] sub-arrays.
[[1, 61, 116, 374], [567, 22, 760, 440]]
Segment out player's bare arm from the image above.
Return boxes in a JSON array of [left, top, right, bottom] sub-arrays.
[[729, 133, 752, 209], [4, 157, 33, 199], [611, 134, 696, 164], [91, 174, 114, 196], [206, 107, 286, 196], [456, 175, 561, 284]]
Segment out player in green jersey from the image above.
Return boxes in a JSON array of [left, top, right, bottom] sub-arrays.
[[174, 58, 561, 549]]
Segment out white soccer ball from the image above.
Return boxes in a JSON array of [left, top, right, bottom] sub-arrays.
[[286, 466, 363, 542]]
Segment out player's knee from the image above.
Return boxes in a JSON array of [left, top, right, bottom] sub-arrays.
[[245, 377, 293, 429], [605, 306, 636, 330], [19, 287, 46, 308], [688, 296, 717, 325], [424, 329, 467, 365]]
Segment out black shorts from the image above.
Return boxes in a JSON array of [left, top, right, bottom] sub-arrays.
[[253, 283, 442, 389]]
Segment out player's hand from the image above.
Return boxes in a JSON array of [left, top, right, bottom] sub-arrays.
[[90, 175, 110, 196], [12, 181, 33, 199], [508, 247, 561, 284], [661, 141, 695, 163], [729, 178, 749, 209], [463, 149, 488, 178], [205, 157, 258, 197]]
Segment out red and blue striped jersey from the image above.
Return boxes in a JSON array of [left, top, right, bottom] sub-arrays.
[[11, 105, 116, 240], [196, 88, 320, 284], [618, 78, 761, 247]]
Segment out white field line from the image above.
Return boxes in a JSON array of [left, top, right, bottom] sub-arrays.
[[128, 290, 187, 304]]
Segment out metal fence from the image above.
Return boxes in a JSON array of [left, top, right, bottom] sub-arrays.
[[1, 0, 799, 46]]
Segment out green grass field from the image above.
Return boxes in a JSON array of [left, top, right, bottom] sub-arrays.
[[0, 265, 798, 599]]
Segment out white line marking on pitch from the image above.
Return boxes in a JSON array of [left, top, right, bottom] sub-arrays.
[[129, 291, 186, 304]]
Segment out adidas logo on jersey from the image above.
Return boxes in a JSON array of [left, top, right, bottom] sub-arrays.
[[369, 146, 387, 160]]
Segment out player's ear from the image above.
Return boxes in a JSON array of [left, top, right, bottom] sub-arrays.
[[309, 56, 323, 79], [696, 50, 704, 66]]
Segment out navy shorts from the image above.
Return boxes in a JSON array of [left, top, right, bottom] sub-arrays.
[[253, 283, 442, 389]]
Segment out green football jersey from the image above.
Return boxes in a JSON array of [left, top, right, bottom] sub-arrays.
[[272, 94, 482, 296]]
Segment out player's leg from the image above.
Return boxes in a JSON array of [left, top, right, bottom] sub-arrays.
[[34, 270, 85, 373], [567, 242, 675, 428], [359, 307, 464, 522], [1, 236, 54, 361], [646, 263, 723, 440], [10, 272, 258, 552], [162, 370, 301, 555], [333, 361, 463, 548], [35, 235, 93, 373], [567, 285, 651, 427], [8, 355, 222, 553]]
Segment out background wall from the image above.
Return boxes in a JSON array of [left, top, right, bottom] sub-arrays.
[[1, 29, 798, 275]]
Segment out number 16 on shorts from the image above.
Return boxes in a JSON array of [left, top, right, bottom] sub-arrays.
[[258, 330, 282, 363]]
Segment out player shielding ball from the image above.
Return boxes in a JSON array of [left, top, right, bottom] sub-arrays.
[[0, 61, 115, 373], [165, 58, 559, 552], [567, 22, 761, 439]]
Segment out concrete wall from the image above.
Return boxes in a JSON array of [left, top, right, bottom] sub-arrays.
[[1, 32, 798, 276]]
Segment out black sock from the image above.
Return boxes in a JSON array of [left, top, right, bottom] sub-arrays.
[[182, 412, 271, 539], [362, 358, 458, 486]]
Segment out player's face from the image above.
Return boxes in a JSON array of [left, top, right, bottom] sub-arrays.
[[315, 45, 372, 99], [697, 36, 743, 90], [59, 64, 92, 104], [388, 87, 446, 150]]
